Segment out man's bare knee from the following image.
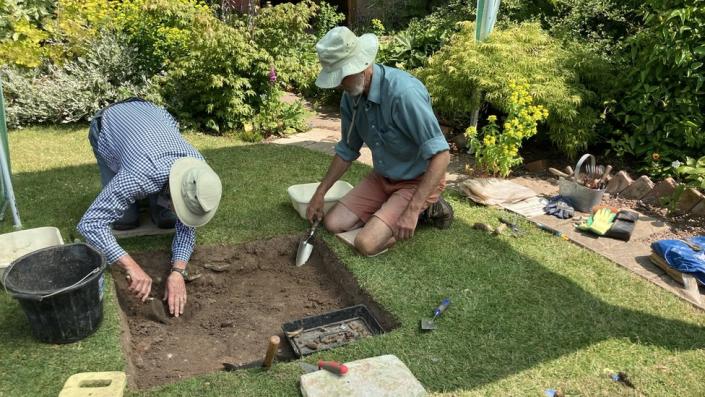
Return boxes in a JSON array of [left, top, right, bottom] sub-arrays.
[[324, 216, 347, 234], [354, 233, 381, 256], [322, 203, 361, 233]]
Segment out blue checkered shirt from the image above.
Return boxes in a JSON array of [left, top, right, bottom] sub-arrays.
[[77, 101, 204, 264]]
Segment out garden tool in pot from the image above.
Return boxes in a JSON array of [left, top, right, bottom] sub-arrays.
[[296, 219, 320, 267]]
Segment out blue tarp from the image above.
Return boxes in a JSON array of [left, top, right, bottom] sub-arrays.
[[652, 236, 705, 284]]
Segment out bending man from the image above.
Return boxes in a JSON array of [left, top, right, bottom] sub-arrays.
[[78, 98, 222, 317]]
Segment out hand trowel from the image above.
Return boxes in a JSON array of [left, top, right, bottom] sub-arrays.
[[420, 298, 450, 331], [296, 219, 320, 267]]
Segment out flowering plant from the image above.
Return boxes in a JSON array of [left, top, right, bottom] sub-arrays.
[[465, 81, 548, 177]]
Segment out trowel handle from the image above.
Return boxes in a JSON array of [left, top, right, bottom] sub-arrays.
[[308, 218, 321, 239], [318, 360, 348, 375], [433, 298, 451, 317]]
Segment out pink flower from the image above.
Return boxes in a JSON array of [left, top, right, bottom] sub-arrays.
[[269, 66, 277, 84]]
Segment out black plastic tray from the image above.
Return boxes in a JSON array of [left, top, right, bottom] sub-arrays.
[[282, 304, 384, 357]]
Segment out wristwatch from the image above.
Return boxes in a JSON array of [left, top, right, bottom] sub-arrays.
[[171, 267, 189, 279]]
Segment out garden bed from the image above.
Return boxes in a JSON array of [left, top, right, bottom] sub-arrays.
[[112, 235, 397, 390]]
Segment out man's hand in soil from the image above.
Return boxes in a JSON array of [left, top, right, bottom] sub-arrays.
[[118, 255, 152, 302], [165, 262, 187, 317]]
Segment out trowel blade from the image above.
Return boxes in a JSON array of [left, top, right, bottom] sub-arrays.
[[296, 240, 314, 267], [420, 318, 437, 331], [148, 298, 169, 324]]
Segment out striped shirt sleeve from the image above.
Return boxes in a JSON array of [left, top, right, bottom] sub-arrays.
[[78, 170, 149, 263], [171, 220, 196, 263]]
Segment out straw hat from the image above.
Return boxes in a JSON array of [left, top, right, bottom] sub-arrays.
[[169, 157, 222, 227], [315, 26, 378, 89]]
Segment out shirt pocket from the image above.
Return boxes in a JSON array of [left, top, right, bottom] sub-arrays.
[[378, 125, 409, 157]]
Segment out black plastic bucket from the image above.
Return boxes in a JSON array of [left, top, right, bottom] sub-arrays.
[[2, 243, 107, 344]]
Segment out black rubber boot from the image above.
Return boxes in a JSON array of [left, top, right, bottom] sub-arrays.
[[419, 196, 454, 229]]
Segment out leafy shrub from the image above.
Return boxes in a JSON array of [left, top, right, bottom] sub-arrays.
[[247, 0, 321, 91], [155, 10, 273, 134], [112, 0, 212, 75], [466, 81, 549, 177], [362, 0, 433, 29], [500, 0, 643, 56], [314, 0, 346, 38], [608, 0, 705, 172], [0, 0, 53, 67], [545, 0, 642, 57], [376, 0, 473, 71], [2, 30, 155, 128], [242, 88, 309, 142], [0, 0, 111, 67], [417, 22, 600, 157], [673, 156, 705, 191]]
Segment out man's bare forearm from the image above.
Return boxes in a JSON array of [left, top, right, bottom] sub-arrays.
[[406, 151, 450, 214], [313, 155, 352, 198]]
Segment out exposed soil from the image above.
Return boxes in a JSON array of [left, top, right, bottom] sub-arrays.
[[112, 235, 397, 390]]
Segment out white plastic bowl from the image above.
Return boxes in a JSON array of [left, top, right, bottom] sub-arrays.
[[0, 227, 64, 284], [287, 181, 354, 219]]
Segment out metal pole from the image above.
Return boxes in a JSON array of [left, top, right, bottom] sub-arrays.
[[0, 79, 21, 229]]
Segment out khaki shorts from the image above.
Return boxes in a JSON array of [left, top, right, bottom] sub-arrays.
[[339, 172, 446, 232]]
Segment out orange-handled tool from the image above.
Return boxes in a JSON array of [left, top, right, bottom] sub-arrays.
[[318, 361, 348, 375]]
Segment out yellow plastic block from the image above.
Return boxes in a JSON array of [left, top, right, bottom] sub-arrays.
[[58, 372, 126, 397]]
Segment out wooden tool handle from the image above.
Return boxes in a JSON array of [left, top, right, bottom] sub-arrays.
[[548, 167, 570, 178], [262, 335, 280, 369], [598, 165, 613, 184], [318, 360, 348, 375]]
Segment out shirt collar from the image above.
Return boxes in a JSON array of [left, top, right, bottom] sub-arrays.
[[366, 64, 383, 105]]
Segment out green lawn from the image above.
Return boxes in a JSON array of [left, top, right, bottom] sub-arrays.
[[2, 125, 705, 396]]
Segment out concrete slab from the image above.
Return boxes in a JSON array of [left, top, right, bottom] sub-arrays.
[[606, 171, 633, 195], [300, 355, 426, 397], [692, 199, 705, 217], [677, 188, 705, 213], [641, 177, 677, 206], [620, 175, 654, 200]]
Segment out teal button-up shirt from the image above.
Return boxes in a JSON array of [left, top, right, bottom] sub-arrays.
[[335, 64, 449, 181]]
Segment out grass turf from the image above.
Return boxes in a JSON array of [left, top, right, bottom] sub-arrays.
[[1, 125, 705, 396]]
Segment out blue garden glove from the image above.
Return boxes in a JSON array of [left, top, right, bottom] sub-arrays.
[[544, 196, 575, 219]]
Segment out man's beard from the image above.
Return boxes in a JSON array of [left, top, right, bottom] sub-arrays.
[[345, 72, 365, 96]]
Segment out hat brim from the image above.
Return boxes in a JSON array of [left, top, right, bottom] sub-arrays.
[[315, 33, 379, 89], [169, 157, 217, 228]]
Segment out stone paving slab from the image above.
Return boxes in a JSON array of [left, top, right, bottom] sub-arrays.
[[276, 103, 704, 310]]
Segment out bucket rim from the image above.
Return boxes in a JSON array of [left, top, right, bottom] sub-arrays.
[[3, 243, 107, 301]]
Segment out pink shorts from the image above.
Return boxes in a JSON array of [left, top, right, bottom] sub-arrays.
[[339, 172, 446, 232]]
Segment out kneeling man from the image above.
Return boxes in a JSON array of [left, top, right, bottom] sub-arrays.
[[306, 27, 453, 256]]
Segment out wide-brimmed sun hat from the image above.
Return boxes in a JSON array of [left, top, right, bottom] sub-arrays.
[[169, 157, 222, 227], [315, 26, 378, 89]]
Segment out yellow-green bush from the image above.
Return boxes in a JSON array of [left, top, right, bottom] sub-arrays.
[[418, 22, 600, 157], [0, 0, 110, 67]]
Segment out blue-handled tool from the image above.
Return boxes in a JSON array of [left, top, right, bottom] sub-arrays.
[[420, 298, 450, 331]]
